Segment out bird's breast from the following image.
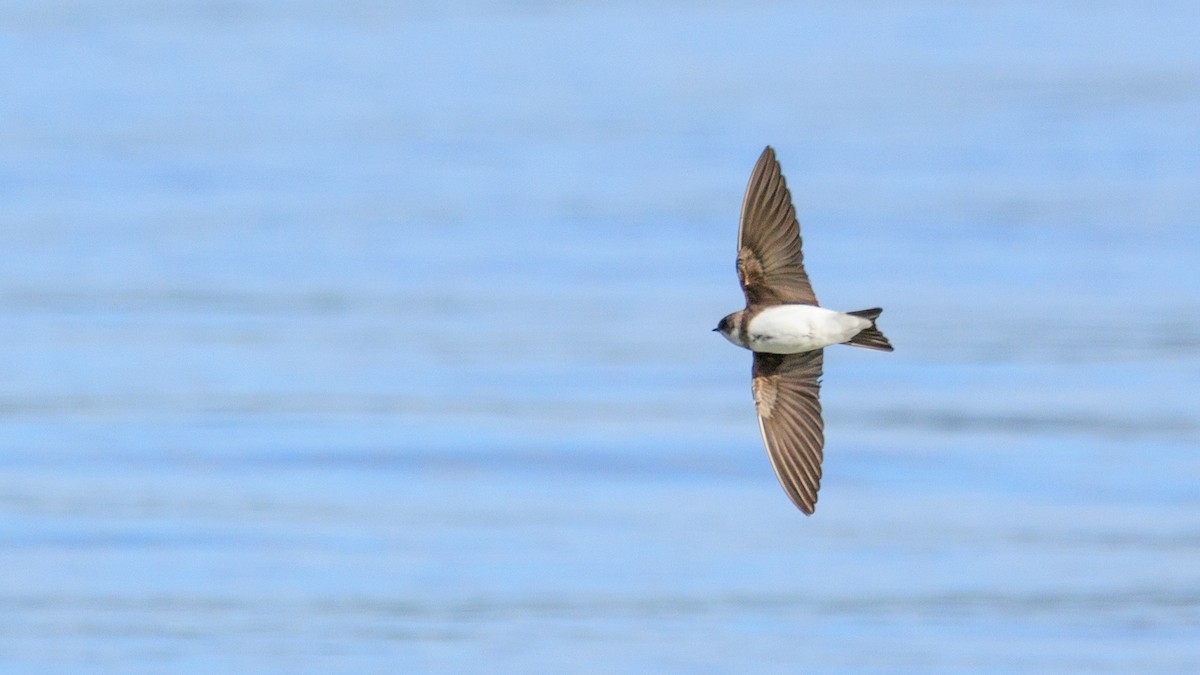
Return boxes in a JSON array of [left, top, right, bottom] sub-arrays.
[[745, 304, 868, 354]]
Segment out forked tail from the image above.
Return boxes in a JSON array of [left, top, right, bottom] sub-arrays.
[[845, 308, 893, 352]]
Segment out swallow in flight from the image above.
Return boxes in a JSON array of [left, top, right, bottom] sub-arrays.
[[715, 146, 893, 514]]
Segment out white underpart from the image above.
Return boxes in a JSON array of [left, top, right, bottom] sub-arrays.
[[746, 305, 870, 354]]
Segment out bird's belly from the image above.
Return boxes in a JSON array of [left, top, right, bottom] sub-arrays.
[[746, 305, 868, 354]]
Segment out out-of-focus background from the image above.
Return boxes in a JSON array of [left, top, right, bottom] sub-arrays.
[[2, 1, 1198, 672]]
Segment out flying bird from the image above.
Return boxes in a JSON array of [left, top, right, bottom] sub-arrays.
[[714, 146, 893, 515]]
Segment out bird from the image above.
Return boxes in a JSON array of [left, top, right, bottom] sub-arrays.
[[714, 146, 893, 515]]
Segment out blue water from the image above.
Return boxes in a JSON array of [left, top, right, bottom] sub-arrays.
[[2, 1, 1199, 672]]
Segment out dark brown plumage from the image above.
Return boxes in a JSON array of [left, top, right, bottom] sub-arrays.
[[736, 148, 818, 307], [751, 349, 825, 514]]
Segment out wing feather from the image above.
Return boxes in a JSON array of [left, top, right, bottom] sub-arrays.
[[736, 147, 818, 307], [751, 350, 825, 515]]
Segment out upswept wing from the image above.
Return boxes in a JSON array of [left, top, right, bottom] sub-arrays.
[[736, 146, 818, 307], [751, 350, 825, 515]]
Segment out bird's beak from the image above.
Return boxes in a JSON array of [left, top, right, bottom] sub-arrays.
[[712, 327, 720, 332]]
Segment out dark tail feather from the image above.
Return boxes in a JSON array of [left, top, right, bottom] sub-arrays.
[[845, 307, 893, 352]]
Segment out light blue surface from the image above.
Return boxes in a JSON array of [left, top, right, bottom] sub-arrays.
[[2, 1, 1199, 672]]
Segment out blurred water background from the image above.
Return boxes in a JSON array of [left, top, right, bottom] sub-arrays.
[[2, 1, 1199, 672]]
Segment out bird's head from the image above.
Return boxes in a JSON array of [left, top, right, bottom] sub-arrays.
[[713, 311, 747, 348]]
